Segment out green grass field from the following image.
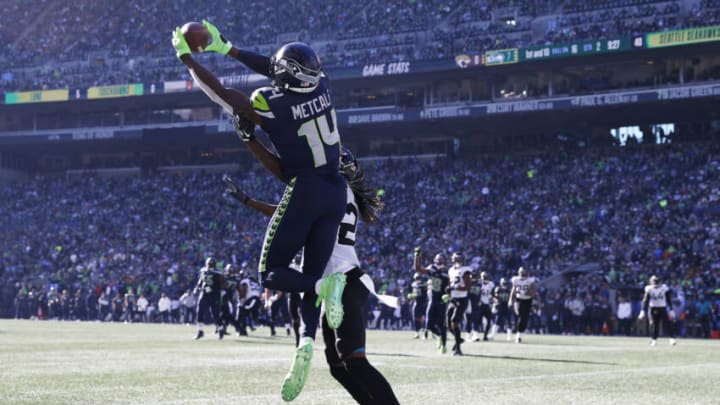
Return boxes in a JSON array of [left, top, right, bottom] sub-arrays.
[[1, 320, 718, 404]]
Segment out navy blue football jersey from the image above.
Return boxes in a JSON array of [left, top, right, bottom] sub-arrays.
[[250, 75, 341, 179], [426, 266, 450, 303]]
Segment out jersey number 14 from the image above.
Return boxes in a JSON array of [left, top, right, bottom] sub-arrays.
[[298, 109, 340, 167]]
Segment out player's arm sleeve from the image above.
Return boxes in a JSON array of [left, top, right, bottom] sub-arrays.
[[665, 289, 673, 310], [228, 48, 273, 77]]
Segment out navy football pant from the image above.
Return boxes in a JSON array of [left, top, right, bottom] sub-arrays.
[[259, 174, 346, 340], [196, 293, 221, 327], [426, 302, 447, 346]]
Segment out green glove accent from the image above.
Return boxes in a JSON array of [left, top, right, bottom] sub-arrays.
[[202, 19, 232, 55], [414, 247, 421, 257], [407, 293, 417, 300], [441, 294, 450, 304], [171, 27, 191, 59]]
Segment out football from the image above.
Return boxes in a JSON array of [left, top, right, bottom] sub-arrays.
[[181, 21, 209, 53]]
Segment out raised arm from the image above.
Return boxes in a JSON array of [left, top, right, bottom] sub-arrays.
[[228, 47, 273, 78], [201, 19, 273, 78], [172, 27, 261, 124], [413, 247, 429, 275], [223, 174, 278, 217]]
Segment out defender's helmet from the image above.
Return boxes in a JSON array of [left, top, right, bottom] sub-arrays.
[[451, 252, 464, 265], [480, 271, 489, 281], [205, 257, 217, 268], [649, 275, 659, 285], [433, 253, 446, 268], [340, 146, 358, 178], [500, 278, 507, 287], [518, 266, 527, 277], [271, 42, 322, 93]]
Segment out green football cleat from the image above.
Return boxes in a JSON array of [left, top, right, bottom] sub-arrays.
[[440, 344, 447, 354], [316, 272, 347, 329], [281, 337, 314, 402]]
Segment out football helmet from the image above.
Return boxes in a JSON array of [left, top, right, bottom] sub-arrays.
[[433, 253, 446, 268], [649, 275, 659, 285], [271, 42, 322, 93], [205, 257, 217, 269], [480, 271, 489, 281], [518, 266, 527, 277], [451, 252, 464, 265], [500, 278, 507, 288]]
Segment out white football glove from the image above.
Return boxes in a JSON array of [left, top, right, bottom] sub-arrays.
[[638, 310, 646, 320], [668, 310, 675, 320]]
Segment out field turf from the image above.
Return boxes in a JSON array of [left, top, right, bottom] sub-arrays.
[[1, 320, 718, 404]]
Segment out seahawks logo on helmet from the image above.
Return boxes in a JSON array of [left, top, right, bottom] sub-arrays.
[[271, 42, 322, 94]]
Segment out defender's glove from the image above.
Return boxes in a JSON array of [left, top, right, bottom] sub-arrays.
[[232, 114, 256, 142], [638, 310, 646, 320], [171, 27, 191, 59], [202, 19, 232, 55], [223, 174, 249, 204], [413, 247, 422, 257], [668, 310, 675, 321], [441, 294, 450, 304]]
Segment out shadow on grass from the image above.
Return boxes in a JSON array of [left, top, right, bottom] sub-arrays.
[[461, 353, 618, 365], [366, 352, 422, 358]]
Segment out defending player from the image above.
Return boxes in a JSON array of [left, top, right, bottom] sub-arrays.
[[447, 252, 472, 356], [225, 147, 399, 403], [478, 272, 495, 341], [508, 267, 536, 343], [237, 272, 268, 335], [414, 249, 450, 353], [172, 23, 347, 339], [638, 275, 677, 346]]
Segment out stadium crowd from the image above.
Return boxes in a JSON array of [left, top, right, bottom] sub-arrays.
[[2, 0, 720, 92], [1, 142, 719, 338]]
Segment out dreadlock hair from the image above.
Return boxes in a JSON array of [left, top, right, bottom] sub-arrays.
[[343, 167, 383, 224]]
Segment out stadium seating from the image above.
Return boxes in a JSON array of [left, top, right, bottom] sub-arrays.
[[2, 0, 720, 92], [2, 142, 719, 329]]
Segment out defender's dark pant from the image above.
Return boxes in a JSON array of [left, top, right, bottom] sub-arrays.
[[516, 298, 532, 333], [650, 307, 674, 339], [479, 303, 493, 336], [259, 174, 346, 340], [447, 297, 468, 326], [323, 270, 368, 362]]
